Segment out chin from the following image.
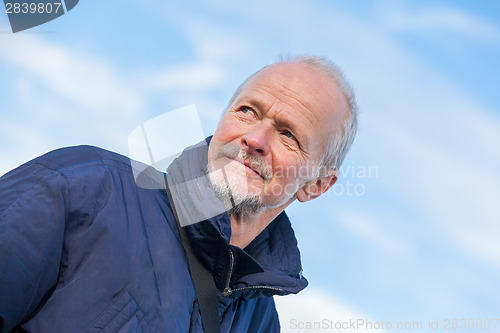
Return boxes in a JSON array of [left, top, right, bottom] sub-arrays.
[[207, 166, 263, 212]]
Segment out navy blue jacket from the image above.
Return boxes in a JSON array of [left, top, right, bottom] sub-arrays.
[[0, 144, 307, 332]]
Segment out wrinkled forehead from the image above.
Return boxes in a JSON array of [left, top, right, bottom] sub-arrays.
[[245, 62, 331, 92]]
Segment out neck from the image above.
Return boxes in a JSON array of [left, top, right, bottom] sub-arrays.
[[228, 200, 293, 249]]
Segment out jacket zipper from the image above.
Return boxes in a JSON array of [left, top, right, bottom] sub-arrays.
[[222, 249, 235, 297], [221, 248, 284, 297]]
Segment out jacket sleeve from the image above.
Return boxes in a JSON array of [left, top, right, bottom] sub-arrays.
[[246, 297, 281, 333], [0, 162, 68, 332], [225, 296, 281, 332]]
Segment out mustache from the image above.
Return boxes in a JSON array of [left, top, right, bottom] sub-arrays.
[[218, 144, 273, 181]]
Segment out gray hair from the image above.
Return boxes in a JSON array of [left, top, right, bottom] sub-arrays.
[[228, 54, 358, 176]]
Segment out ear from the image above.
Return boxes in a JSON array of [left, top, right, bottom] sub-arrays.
[[296, 170, 338, 203]]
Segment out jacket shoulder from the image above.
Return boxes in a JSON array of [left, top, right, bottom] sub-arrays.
[[29, 145, 130, 171]]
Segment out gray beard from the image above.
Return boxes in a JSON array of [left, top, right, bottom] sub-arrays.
[[206, 165, 264, 216]]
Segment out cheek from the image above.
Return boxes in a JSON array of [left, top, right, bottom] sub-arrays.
[[213, 118, 239, 143], [272, 156, 299, 182], [271, 152, 312, 185]]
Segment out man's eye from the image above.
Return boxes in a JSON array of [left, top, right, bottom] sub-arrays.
[[239, 106, 253, 114], [282, 130, 296, 141]]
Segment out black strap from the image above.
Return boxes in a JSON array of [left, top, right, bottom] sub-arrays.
[[164, 178, 221, 333]]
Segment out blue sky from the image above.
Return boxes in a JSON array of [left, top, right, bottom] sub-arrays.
[[1, 1, 499, 331]]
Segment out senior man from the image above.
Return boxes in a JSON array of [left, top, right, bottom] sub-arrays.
[[0, 55, 357, 332]]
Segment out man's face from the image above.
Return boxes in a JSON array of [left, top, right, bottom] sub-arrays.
[[208, 62, 347, 212]]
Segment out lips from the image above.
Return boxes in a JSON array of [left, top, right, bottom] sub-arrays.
[[226, 155, 264, 179], [242, 159, 263, 178]]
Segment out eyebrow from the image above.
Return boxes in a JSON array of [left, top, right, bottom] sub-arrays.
[[237, 95, 308, 148], [240, 96, 267, 114]]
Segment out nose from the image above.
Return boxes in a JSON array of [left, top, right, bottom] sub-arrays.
[[241, 123, 270, 156]]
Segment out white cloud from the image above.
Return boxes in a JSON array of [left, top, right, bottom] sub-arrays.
[[380, 3, 500, 43], [335, 209, 415, 258], [142, 63, 225, 92], [275, 288, 383, 333], [370, 113, 500, 271], [0, 119, 55, 177], [0, 34, 142, 112], [187, 22, 256, 62]]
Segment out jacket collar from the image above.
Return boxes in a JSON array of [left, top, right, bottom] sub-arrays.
[[166, 137, 308, 299]]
